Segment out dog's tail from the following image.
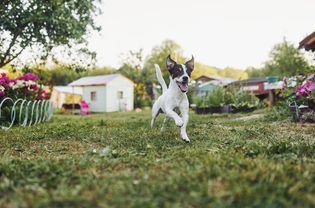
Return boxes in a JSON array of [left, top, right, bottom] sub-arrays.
[[154, 64, 167, 93]]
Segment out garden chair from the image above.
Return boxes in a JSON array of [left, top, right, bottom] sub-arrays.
[[80, 100, 91, 115]]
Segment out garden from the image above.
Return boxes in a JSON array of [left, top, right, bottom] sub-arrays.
[[192, 73, 315, 123], [1, 70, 315, 207], [0, 73, 53, 130], [1, 1, 315, 207], [0, 110, 314, 207]]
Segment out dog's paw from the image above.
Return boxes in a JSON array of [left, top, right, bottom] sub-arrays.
[[175, 119, 184, 127], [181, 133, 190, 143], [182, 137, 190, 143]]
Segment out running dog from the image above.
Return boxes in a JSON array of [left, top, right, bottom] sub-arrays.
[[151, 55, 194, 143]]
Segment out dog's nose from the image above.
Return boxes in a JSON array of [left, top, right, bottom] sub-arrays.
[[183, 76, 188, 82]]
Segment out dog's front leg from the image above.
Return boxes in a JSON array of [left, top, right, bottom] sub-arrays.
[[164, 108, 183, 127], [180, 113, 190, 143], [179, 106, 190, 143]]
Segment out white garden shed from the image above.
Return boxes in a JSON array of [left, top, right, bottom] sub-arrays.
[[68, 74, 134, 112]]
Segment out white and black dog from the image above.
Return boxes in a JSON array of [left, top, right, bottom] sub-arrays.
[[151, 55, 194, 143]]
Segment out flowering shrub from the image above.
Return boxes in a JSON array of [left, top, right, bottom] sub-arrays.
[[282, 74, 315, 109], [0, 73, 47, 101]]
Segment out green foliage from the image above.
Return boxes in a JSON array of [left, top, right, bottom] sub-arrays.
[[118, 50, 152, 108], [0, 0, 101, 67], [194, 87, 225, 107], [192, 63, 221, 79], [192, 63, 248, 80], [247, 40, 311, 78], [22, 64, 115, 87], [231, 91, 260, 108], [263, 101, 292, 122], [217, 67, 248, 80], [0, 112, 315, 207], [194, 87, 260, 109], [206, 87, 225, 107], [246, 66, 265, 77], [83, 66, 116, 77]]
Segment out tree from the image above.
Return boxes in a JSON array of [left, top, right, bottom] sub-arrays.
[[247, 40, 311, 78], [119, 49, 144, 83], [218, 67, 248, 80], [0, 0, 101, 68], [264, 40, 311, 77], [118, 49, 151, 108]]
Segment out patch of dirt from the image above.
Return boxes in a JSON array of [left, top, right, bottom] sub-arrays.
[[233, 114, 264, 121]]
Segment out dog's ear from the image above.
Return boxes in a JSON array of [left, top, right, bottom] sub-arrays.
[[185, 56, 194, 72], [166, 54, 176, 71]]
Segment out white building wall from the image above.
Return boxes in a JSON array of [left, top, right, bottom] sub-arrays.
[[50, 91, 66, 109], [82, 86, 107, 112], [106, 76, 134, 112]]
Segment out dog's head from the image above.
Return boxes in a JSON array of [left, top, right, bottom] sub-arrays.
[[166, 54, 194, 93]]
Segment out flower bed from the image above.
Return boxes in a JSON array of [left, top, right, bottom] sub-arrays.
[[281, 74, 315, 122], [0, 73, 53, 129]]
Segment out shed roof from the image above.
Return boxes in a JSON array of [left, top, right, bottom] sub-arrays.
[[53, 86, 83, 95], [195, 75, 235, 85], [68, 74, 123, 86], [229, 77, 267, 85], [299, 31, 315, 52]]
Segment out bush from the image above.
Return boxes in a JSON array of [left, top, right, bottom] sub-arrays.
[[231, 91, 260, 108], [264, 101, 292, 122], [193, 87, 225, 108]]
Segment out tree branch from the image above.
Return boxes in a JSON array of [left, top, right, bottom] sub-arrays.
[[0, 40, 29, 68]]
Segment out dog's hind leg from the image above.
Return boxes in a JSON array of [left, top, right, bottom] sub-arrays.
[[160, 116, 170, 133], [151, 104, 160, 128]]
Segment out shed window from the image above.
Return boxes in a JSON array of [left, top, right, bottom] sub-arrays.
[[91, 91, 97, 101], [117, 91, 123, 99]]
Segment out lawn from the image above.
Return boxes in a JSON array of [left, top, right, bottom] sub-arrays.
[[0, 110, 314, 208]]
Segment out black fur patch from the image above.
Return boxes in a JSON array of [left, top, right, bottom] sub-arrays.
[[166, 55, 194, 79], [169, 64, 185, 79], [185, 64, 192, 77]]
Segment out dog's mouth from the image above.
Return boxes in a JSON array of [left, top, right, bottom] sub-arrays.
[[176, 81, 188, 92]]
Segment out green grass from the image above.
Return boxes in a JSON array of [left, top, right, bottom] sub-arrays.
[[0, 110, 314, 208]]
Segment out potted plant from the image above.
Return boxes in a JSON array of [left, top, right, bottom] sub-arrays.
[[230, 91, 259, 113], [282, 74, 315, 122], [194, 87, 225, 114]]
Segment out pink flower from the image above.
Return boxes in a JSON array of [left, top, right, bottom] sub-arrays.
[[296, 85, 308, 96], [0, 73, 11, 86], [296, 81, 315, 96], [41, 90, 47, 97], [18, 73, 38, 82], [30, 84, 39, 92], [307, 74, 315, 80], [304, 81, 315, 92]]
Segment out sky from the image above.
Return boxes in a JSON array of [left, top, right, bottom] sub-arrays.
[[88, 0, 315, 69]]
